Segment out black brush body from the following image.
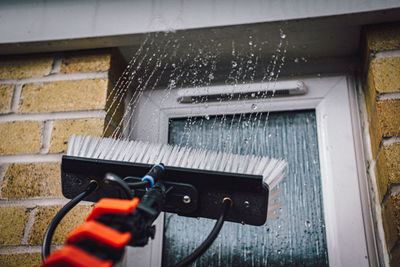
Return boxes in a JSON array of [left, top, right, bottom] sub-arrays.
[[61, 155, 269, 226]]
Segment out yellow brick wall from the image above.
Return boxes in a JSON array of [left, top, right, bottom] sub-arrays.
[[363, 22, 400, 266], [0, 49, 125, 266]]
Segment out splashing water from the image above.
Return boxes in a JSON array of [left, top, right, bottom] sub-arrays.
[[90, 28, 328, 266]]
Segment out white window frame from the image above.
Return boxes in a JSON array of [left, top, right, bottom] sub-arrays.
[[125, 75, 377, 267]]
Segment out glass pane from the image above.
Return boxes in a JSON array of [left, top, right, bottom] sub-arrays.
[[163, 110, 329, 266]]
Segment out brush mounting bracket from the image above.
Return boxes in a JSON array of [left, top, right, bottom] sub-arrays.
[[128, 176, 199, 214], [61, 156, 269, 226]]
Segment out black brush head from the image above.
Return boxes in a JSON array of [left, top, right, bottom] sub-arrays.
[[61, 155, 269, 226]]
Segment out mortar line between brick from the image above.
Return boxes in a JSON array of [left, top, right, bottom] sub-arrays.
[[0, 154, 62, 164], [391, 184, 400, 196], [375, 50, 400, 59], [21, 208, 37, 245], [51, 55, 63, 74], [0, 71, 108, 85], [10, 84, 23, 112], [0, 245, 62, 254], [383, 136, 400, 146], [377, 92, 400, 100], [39, 121, 54, 154], [0, 110, 106, 123], [0, 199, 93, 207]]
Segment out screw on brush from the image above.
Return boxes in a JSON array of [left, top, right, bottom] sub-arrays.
[[182, 195, 191, 204]]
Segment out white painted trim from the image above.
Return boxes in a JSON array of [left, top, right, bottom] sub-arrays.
[[358, 80, 390, 266], [348, 76, 378, 266], [128, 75, 373, 266], [1, 0, 399, 45]]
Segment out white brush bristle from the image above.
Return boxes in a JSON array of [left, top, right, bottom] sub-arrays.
[[67, 135, 287, 189]]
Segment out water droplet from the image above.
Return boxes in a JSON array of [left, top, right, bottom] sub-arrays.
[[268, 133, 272, 138], [208, 73, 214, 80], [277, 249, 282, 255], [244, 201, 250, 208], [205, 115, 210, 120], [280, 32, 286, 39], [171, 63, 176, 68], [251, 92, 256, 98], [247, 60, 252, 64], [251, 104, 257, 110], [302, 57, 308, 62], [249, 40, 253, 46], [241, 221, 245, 225], [305, 220, 311, 228], [169, 79, 176, 87], [270, 72, 275, 76], [232, 61, 237, 68]]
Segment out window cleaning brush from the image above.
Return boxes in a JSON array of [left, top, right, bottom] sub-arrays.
[[62, 134, 286, 226]]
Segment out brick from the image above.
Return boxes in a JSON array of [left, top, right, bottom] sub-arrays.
[[0, 253, 41, 267], [375, 143, 400, 202], [49, 118, 106, 153], [61, 49, 112, 74], [383, 143, 400, 185], [366, 23, 400, 52], [28, 205, 92, 245], [1, 163, 61, 199], [382, 197, 399, 251], [0, 54, 53, 80], [106, 84, 125, 127], [375, 99, 400, 137], [0, 206, 30, 246], [0, 84, 14, 113], [369, 57, 400, 94], [19, 79, 109, 113], [369, 100, 400, 157], [0, 121, 41, 155]]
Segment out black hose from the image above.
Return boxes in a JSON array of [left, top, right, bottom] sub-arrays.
[[104, 172, 134, 199], [41, 181, 98, 261], [173, 198, 232, 267], [126, 181, 149, 188]]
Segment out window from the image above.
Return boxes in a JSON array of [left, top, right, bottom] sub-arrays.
[[126, 75, 373, 266]]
